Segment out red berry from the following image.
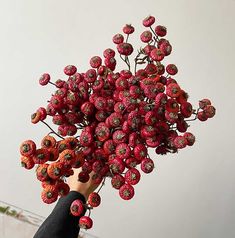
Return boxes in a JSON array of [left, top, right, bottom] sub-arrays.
[[123, 24, 135, 34], [52, 114, 65, 125], [199, 99, 211, 109], [173, 136, 187, 149], [95, 123, 110, 142], [143, 44, 156, 56], [204, 105, 216, 118], [125, 168, 141, 185], [119, 184, 135, 200], [94, 97, 107, 110], [120, 69, 132, 79], [81, 102, 95, 116], [197, 111, 208, 121], [41, 185, 58, 204], [155, 25, 167, 37], [166, 83, 181, 98], [166, 98, 179, 113], [133, 144, 147, 161], [41, 179, 57, 189], [33, 148, 49, 164], [176, 90, 189, 104], [92, 160, 104, 173], [55, 79, 66, 88], [66, 91, 80, 105], [176, 118, 189, 132], [141, 158, 154, 173], [103, 139, 116, 155], [155, 145, 168, 155], [155, 92, 167, 107], [46, 104, 57, 116], [180, 102, 193, 118], [113, 33, 124, 44], [159, 41, 172, 56], [70, 199, 84, 216], [125, 157, 138, 169], [73, 151, 85, 168], [91, 173, 103, 185], [111, 174, 125, 189], [31, 111, 41, 124], [109, 158, 125, 174], [21, 156, 35, 170], [79, 216, 93, 229], [103, 48, 115, 58], [140, 30, 152, 43], [88, 192, 101, 207], [57, 182, 70, 197], [47, 162, 64, 179], [95, 110, 107, 122], [117, 43, 133, 56], [115, 143, 131, 160], [122, 120, 131, 134], [37, 107, 47, 121], [112, 130, 127, 144], [104, 57, 116, 71], [90, 56, 102, 68], [128, 132, 142, 148], [141, 125, 156, 138], [165, 111, 178, 124], [92, 77, 104, 92], [97, 65, 107, 76], [68, 73, 83, 84], [183, 132, 196, 146], [109, 112, 123, 127], [113, 101, 125, 113], [20, 140, 36, 157], [127, 111, 141, 129], [82, 161, 92, 174], [85, 69, 97, 83], [39, 73, 50, 86], [59, 149, 75, 165], [146, 135, 162, 148], [64, 65, 77, 76], [145, 64, 158, 75], [150, 48, 164, 61], [166, 64, 178, 75], [143, 15, 155, 27], [78, 171, 90, 183], [50, 95, 64, 109], [157, 64, 165, 75], [145, 111, 158, 125], [36, 164, 49, 182]]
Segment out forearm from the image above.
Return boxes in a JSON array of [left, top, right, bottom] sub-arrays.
[[33, 191, 86, 238]]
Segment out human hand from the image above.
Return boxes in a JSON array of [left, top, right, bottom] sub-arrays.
[[67, 169, 100, 200]]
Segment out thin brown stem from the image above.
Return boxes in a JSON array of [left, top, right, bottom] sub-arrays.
[[97, 177, 106, 194], [41, 120, 64, 139], [49, 81, 57, 87]]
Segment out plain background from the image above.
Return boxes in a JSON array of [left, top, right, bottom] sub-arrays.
[[0, 0, 235, 237]]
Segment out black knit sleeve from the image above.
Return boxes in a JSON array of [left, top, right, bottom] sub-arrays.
[[33, 191, 86, 238]]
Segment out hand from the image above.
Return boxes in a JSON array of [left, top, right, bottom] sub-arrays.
[[67, 169, 100, 200]]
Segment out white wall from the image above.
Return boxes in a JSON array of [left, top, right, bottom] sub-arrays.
[[0, 214, 38, 238], [0, 0, 234, 238]]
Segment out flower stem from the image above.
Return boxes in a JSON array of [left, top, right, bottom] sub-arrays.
[[97, 177, 106, 194], [185, 108, 200, 122], [49, 81, 57, 87], [41, 120, 64, 139], [150, 26, 159, 40]]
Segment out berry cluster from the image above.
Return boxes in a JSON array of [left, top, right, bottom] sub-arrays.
[[20, 15, 216, 229]]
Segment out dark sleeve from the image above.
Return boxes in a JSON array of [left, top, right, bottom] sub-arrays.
[[33, 191, 86, 238]]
